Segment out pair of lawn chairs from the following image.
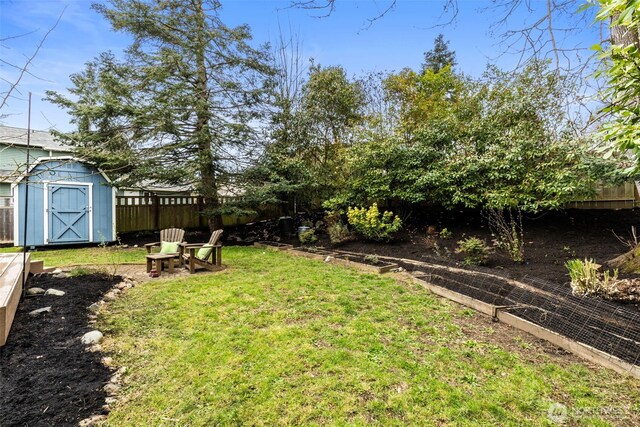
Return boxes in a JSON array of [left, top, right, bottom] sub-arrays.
[[145, 228, 223, 273]]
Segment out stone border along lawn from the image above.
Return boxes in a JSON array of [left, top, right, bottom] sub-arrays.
[[96, 246, 640, 426]]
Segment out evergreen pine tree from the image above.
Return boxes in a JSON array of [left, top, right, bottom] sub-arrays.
[[46, 0, 273, 230], [422, 34, 456, 73]]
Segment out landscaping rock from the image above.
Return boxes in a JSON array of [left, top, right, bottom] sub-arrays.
[[44, 288, 66, 297], [52, 268, 63, 274], [81, 330, 103, 345], [103, 292, 118, 302], [115, 281, 130, 290], [103, 382, 120, 395], [79, 415, 107, 426], [26, 287, 45, 296], [88, 302, 102, 313], [28, 306, 51, 316], [325, 256, 334, 263]]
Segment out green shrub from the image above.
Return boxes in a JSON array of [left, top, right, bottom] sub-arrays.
[[299, 229, 318, 245], [324, 211, 352, 245], [346, 203, 402, 241], [455, 237, 490, 266], [327, 221, 351, 244]]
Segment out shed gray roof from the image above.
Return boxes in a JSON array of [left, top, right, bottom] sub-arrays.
[[0, 125, 72, 152]]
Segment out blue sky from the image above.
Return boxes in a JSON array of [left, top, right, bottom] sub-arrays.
[[0, 0, 601, 132]]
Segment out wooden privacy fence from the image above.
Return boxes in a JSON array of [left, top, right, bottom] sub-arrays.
[[567, 182, 638, 210], [0, 198, 12, 243], [115, 195, 272, 233]]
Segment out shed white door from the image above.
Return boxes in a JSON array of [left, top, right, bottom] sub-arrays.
[[48, 184, 90, 244]]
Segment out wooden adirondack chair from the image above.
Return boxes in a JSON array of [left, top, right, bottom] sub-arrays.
[[182, 229, 224, 274], [145, 228, 186, 266], [145, 228, 186, 253]]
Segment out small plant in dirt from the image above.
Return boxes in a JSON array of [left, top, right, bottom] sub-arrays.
[[565, 258, 618, 296], [439, 228, 453, 239], [98, 232, 123, 278], [566, 258, 640, 303], [364, 254, 380, 265], [299, 229, 318, 245], [347, 203, 402, 242], [485, 208, 524, 263], [455, 237, 490, 266], [433, 241, 451, 258]]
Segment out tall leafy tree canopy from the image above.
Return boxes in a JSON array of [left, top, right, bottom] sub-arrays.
[[46, 0, 273, 229], [243, 63, 365, 212], [595, 0, 640, 170]]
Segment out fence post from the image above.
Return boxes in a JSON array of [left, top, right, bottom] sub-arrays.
[[152, 195, 160, 230], [197, 196, 205, 228]]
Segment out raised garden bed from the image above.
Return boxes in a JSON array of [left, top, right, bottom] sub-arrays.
[[333, 253, 399, 274], [290, 247, 398, 274], [405, 260, 640, 375], [291, 246, 337, 258]]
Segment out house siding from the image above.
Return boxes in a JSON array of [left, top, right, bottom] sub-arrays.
[[0, 183, 10, 197], [0, 144, 69, 176]]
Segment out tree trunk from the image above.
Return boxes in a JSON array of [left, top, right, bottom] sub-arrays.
[[194, 0, 222, 232], [610, 13, 640, 47]]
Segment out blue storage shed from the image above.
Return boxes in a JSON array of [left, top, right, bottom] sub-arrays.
[[12, 157, 116, 247]]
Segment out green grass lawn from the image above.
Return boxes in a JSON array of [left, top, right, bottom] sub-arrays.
[[93, 247, 640, 426], [0, 245, 146, 268]]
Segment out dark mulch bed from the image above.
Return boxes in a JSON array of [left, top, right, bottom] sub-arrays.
[[317, 209, 640, 284], [0, 273, 118, 426]]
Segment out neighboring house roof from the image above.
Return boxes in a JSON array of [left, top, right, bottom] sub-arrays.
[[0, 126, 74, 184], [0, 125, 72, 152], [121, 180, 195, 195]]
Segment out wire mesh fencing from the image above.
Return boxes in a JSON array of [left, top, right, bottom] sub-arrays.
[[407, 259, 640, 367]]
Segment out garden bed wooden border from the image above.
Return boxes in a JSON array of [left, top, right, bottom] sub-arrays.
[[288, 246, 399, 275], [0, 253, 30, 347], [253, 241, 294, 251]]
